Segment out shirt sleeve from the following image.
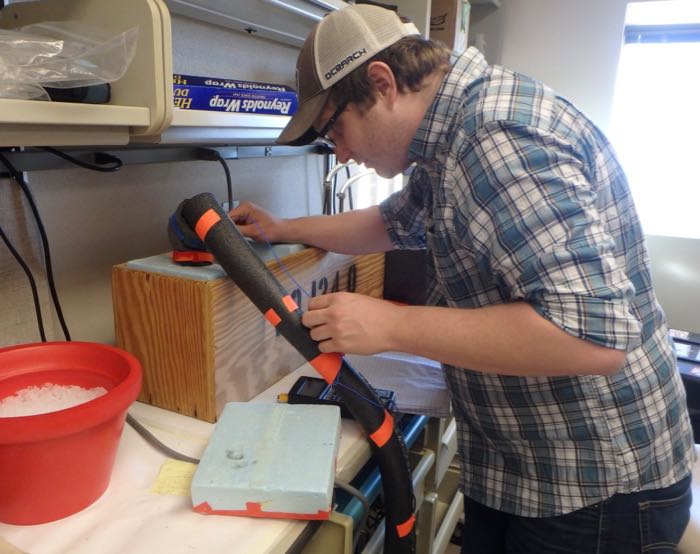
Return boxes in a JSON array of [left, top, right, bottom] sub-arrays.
[[457, 120, 642, 351]]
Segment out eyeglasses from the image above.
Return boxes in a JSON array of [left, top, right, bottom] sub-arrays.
[[316, 101, 347, 148]]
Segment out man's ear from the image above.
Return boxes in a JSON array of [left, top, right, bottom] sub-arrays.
[[366, 61, 397, 103]]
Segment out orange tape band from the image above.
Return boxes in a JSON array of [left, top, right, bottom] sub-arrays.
[[369, 410, 394, 448], [193, 501, 331, 521], [265, 308, 282, 327], [282, 295, 298, 312], [309, 352, 342, 384], [396, 513, 416, 538], [194, 208, 221, 240]]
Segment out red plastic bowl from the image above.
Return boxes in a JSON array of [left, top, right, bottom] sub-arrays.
[[0, 341, 142, 525]]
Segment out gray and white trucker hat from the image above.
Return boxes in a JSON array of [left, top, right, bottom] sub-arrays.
[[276, 4, 420, 146]]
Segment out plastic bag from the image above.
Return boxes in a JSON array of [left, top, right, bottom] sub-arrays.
[[0, 21, 138, 100]]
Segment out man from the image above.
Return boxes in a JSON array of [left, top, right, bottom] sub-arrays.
[[230, 4, 695, 552]]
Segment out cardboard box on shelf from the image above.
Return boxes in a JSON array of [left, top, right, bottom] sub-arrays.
[[430, 0, 471, 53]]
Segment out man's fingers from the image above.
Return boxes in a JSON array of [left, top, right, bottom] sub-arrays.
[[307, 294, 334, 310], [301, 308, 326, 329], [309, 325, 332, 343]]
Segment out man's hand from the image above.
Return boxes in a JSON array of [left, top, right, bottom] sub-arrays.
[[229, 201, 287, 243], [301, 292, 400, 355]]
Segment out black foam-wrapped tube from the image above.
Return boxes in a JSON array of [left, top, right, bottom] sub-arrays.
[[180, 192, 415, 553]]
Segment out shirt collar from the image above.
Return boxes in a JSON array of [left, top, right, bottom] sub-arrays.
[[408, 47, 489, 163]]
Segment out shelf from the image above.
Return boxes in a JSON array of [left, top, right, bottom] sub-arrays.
[[0, 0, 172, 147], [0, 99, 151, 147], [0, 0, 362, 148], [145, 108, 291, 145]]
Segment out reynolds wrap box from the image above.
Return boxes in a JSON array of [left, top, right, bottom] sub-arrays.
[[172, 74, 297, 116], [173, 73, 295, 92]]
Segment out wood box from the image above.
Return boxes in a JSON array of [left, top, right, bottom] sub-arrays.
[[112, 247, 384, 422]]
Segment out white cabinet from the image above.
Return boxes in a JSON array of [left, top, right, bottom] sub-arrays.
[[0, 0, 347, 148], [0, 0, 172, 146]]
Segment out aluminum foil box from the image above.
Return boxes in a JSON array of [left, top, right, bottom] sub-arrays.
[[191, 402, 341, 519]]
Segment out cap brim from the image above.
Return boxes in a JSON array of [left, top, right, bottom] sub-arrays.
[[276, 89, 330, 146]]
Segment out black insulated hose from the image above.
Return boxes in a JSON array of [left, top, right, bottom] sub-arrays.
[[180, 192, 416, 553]]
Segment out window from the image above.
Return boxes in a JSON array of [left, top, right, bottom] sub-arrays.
[[610, 0, 700, 239], [353, 164, 405, 210]]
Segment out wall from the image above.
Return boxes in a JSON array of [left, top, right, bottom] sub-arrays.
[[469, 0, 700, 333], [469, 0, 629, 132], [0, 14, 325, 348]]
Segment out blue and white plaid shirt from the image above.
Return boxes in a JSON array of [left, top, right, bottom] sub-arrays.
[[380, 47, 694, 517]]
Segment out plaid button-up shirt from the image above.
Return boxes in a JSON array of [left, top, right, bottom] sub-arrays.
[[380, 47, 694, 517]]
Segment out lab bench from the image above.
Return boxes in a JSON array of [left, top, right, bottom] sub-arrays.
[[0, 362, 461, 554]]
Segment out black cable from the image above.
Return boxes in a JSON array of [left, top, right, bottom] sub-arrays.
[[332, 172, 338, 214], [39, 146, 123, 172], [284, 520, 323, 554], [194, 148, 234, 210], [346, 165, 354, 211], [0, 152, 71, 341], [322, 181, 332, 215], [125, 414, 200, 464], [335, 479, 371, 551], [0, 221, 47, 341], [214, 153, 233, 210]]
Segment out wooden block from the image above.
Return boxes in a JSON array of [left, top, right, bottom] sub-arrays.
[[112, 248, 384, 422]]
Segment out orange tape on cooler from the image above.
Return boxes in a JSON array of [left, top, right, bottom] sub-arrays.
[[193, 501, 331, 521], [265, 308, 282, 327], [309, 352, 342, 384], [369, 410, 394, 448], [194, 208, 221, 240], [396, 513, 416, 538]]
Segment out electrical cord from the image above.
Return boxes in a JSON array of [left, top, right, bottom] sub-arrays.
[[195, 148, 234, 210], [284, 520, 323, 554], [284, 480, 372, 554], [39, 146, 123, 172], [125, 414, 200, 464], [332, 172, 338, 214], [335, 479, 371, 552], [0, 221, 47, 341], [345, 165, 354, 211], [215, 153, 233, 210], [0, 152, 71, 341]]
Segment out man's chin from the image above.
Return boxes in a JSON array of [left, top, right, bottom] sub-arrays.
[[374, 166, 399, 179]]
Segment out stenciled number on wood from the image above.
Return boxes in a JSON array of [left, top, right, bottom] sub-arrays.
[[289, 264, 358, 310]]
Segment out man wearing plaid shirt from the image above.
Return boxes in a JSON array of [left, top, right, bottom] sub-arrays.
[[231, 5, 695, 552]]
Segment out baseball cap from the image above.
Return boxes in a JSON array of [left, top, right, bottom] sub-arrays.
[[276, 4, 421, 146]]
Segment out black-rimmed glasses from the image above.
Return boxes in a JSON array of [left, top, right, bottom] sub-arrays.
[[316, 101, 347, 148]]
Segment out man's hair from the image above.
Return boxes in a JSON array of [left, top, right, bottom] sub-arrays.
[[328, 36, 452, 111]]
